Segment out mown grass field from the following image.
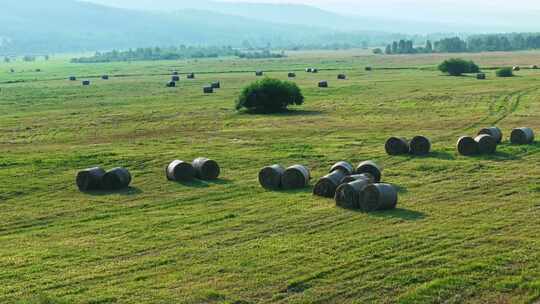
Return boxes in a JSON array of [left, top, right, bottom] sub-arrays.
[[1, 50, 540, 304]]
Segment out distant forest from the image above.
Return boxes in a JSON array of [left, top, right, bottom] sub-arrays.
[[384, 33, 540, 54], [70, 46, 286, 63]]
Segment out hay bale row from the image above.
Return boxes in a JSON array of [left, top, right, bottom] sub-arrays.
[[335, 177, 372, 209], [457, 136, 479, 156], [258, 164, 310, 190], [356, 160, 382, 183], [511, 127, 535, 144], [458, 126, 509, 156], [167, 158, 220, 181], [313, 170, 347, 198], [192, 157, 221, 180], [385, 137, 410, 155], [385, 136, 431, 156], [316, 160, 383, 201], [361, 183, 398, 212], [318, 81, 328, 88], [333, 160, 398, 212], [478, 127, 502, 144], [475, 134, 497, 154], [259, 164, 286, 190], [76, 167, 131, 191], [313, 161, 354, 198], [282, 165, 311, 189], [166, 160, 195, 182]]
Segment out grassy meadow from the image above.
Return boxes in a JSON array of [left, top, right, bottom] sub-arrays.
[[1, 50, 540, 303]]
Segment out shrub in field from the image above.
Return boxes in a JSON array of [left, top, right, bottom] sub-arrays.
[[496, 67, 514, 77], [236, 78, 304, 113], [438, 58, 480, 76]]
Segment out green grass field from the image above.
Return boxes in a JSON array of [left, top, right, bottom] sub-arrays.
[[1, 50, 540, 304]]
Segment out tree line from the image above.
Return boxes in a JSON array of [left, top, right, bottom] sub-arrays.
[[71, 46, 286, 63], [383, 33, 540, 55]]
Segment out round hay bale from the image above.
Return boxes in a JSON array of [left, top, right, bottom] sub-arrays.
[[532, 65, 538, 69], [305, 68, 312, 73], [256, 71, 264, 76], [341, 173, 375, 185], [329, 161, 354, 175], [187, 73, 195, 79], [211, 81, 220, 89], [258, 164, 285, 190], [172, 71, 179, 75], [475, 134, 497, 154], [102, 75, 109, 80], [478, 127, 502, 144], [166, 160, 195, 182], [102, 167, 132, 190], [337, 74, 346, 80], [166, 81, 176, 87], [513, 66, 521, 71], [76, 167, 106, 191], [365, 66, 372, 71], [282, 165, 310, 189], [457, 136, 478, 156], [318, 81, 328, 88], [82, 80, 90, 86], [313, 170, 347, 198], [510, 127, 535, 144], [203, 86, 214, 93], [356, 161, 382, 183], [477, 73, 486, 80], [172, 75, 180, 82], [410, 136, 431, 155], [335, 178, 371, 209], [288, 72, 296, 78], [192, 157, 220, 180], [69, 76, 77, 81], [312, 68, 318, 73], [385, 137, 410, 155], [360, 183, 398, 212]]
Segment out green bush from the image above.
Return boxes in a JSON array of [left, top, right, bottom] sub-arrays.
[[496, 67, 514, 77], [236, 78, 304, 113], [438, 58, 480, 76]]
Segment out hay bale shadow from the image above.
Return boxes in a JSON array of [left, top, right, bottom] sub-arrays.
[[82, 186, 143, 196], [463, 149, 521, 161], [393, 185, 408, 194], [205, 178, 233, 185], [238, 109, 323, 116], [368, 208, 426, 221], [417, 151, 455, 160], [278, 187, 313, 194], [178, 178, 232, 188]]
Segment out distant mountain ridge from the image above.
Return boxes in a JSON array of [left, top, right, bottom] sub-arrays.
[[0, 0, 412, 55]]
